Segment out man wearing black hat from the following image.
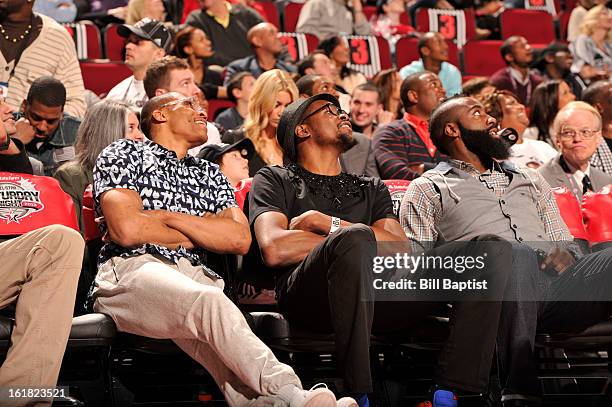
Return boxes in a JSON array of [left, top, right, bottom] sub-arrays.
[[198, 138, 254, 187], [249, 94, 513, 407], [532, 42, 587, 99], [106, 18, 172, 110]]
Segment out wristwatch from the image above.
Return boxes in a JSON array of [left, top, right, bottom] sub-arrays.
[[0, 135, 11, 151], [329, 216, 341, 234]]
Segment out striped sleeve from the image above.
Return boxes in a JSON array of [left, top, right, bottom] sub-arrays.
[[373, 120, 429, 181]]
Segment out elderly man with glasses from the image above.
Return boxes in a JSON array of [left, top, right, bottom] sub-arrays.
[[89, 92, 355, 407], [539, 101, 612, 201]]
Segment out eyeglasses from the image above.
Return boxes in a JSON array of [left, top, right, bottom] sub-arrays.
[[159, 96, 204, 113], [558, 127, 601, 141], [300, 103, 347, 124]]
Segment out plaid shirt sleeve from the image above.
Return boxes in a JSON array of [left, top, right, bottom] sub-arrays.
[[399, 176, 442, 251], [528, 170, 574, 242]]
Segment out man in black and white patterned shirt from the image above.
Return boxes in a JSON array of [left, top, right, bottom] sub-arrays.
[[90, 92, 351, 407], [400, 95, 612, 407]]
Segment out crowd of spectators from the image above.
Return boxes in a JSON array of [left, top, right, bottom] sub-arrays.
[[1, 0, 612, 406]]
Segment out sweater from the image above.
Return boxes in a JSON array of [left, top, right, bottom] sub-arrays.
[[0, 14, 86, 118]]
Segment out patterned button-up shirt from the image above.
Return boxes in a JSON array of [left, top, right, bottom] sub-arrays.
[[93, 139, 237, 267], [400, 159, 574, 249]]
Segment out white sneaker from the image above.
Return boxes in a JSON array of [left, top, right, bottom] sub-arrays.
[[336, 397, 358, 407], [277, 383, 337, 407]]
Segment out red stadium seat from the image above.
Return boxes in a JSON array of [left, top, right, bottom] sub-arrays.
[[234, 178, 253, 211], [0, 172, 79, 237], [461, 40, 505, 76], [62, 21, 102, 60], [415, 8, 477, 48], [278, 32, 319, 62], [343, 35, 392, 79], [524, 0, 559, 15], [395, 36, 459, 69], [557, 10, 571, 42], [582, 185, 612, 244], [552, 186, 588, 241], [103, 23, 125, 61], [383, 179, 411, 217], [500, 9, 556, 45], [255, 1, 280, 29], [207, 99, 235, 121], [283, 2, 303, 32], [79, 61, 132, 96], [82, 185, 101, 242]]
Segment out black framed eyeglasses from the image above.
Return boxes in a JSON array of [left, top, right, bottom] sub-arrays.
[[300, 103, 346, 124]]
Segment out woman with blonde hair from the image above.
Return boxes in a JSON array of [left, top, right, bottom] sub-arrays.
[[222, 69, 299, 176], [570, 4, 612, 81]]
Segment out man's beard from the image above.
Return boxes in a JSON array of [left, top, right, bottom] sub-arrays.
[[338, 131, 358, 152], [459, 123, 512, 164]]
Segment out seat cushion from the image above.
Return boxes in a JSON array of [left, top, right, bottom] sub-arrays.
[[250, 311, 290, 339], [69, 313, 117, 340], [537, 319, 612, 349]]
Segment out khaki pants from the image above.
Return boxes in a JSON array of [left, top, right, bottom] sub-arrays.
[[0, 225, 84, 407], [93, 254, 301, 407]]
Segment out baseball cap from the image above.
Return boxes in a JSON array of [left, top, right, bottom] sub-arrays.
[[276, 93, 340, 162], [531, 42, 570, 71], [118, 18, 173, 53], [198, 138, 255, 163]]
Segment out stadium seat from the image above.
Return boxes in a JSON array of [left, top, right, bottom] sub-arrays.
[[383, 179, 411, 217], [343, 35, 393, 79], [551, 187, 589, 251], [234, 178, 253, 211], [283, 2, 303, 32], [557, 10, 571, 42], [415, 8, 477, 48], [461, 40, 506, 76], [278, 32, 319, 63], [255, 1, 280, 29], [103, 23, 125, 61], [82, 185, 101, 242], [581, 185, 612, 249], [62, 21, 103, 60], [79, 61, 132, 96], [524, 0, 559, 15], [207, 99, 235, 121], [500, 9, 556, 45], [0, 172, 116, 406], [395, 36, 459, 69]]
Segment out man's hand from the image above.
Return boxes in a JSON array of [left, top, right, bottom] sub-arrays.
[[13, 118, 36, 145], [541, 246, 575, 274], [289, 210, 331, 235]]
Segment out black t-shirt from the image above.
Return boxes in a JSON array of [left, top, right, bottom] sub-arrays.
[[246, 163, 396, 290]]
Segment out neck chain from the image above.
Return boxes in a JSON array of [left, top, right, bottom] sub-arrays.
[[286, 162, 367, 209], [0, 21, 33, 44]]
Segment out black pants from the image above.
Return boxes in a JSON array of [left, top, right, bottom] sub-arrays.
[[277, 224, 512, 394], [497, 245, 612, 401]]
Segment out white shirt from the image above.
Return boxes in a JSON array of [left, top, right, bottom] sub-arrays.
[[105, 76, 148, 111], [188, 123, 222, 157], [510, 138, 559, 168]]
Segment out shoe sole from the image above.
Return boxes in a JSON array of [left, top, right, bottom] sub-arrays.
[[301, 388, 337, 407]]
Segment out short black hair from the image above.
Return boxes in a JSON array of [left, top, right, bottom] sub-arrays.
[[295, 74, 321, 96], [317, 35, 343, 58], [400, 71, 431, 111], [428, 94, 468, 155], [226, 72, 253, 104], [417, 34, 430, 59], [353, 82, 381, 102], [582, 80, 611, 106], [297, 50, 327, 77], [500, 36, 520, 65], [26, 76, 66, 108]]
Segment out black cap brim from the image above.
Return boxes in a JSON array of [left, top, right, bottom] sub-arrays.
[[117, 24, 154, 42]]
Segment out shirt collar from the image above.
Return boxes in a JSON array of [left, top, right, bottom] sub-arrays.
[[403, 112, 428, 129], [508, 67, 530, 86], [146, 139, 198, 165]]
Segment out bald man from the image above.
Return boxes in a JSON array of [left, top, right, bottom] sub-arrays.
[[224, 22, 296, 85]]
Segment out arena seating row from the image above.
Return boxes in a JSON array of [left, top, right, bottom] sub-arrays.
[[1, 172, 611, 405]]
